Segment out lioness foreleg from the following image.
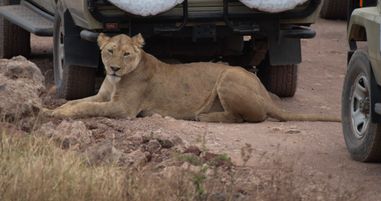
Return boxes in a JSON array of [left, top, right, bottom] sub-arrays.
[[52, 101, 128, 119], [57, 78, 114, 109]]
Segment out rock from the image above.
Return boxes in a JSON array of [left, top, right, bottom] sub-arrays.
[[127, 131, 149, 144], [2, 56, 44, 82], [126, 149, 149, 167], [85, 141, 124, 165], [164, 116, 176, 121], [145, 139, 162, 153], [184, 146, 202, 156], [151, 130, 183, 148], [0, 56, 45, 120], [151, 113, 163, 118], [209, 193, 227, 201], [285, 129, 301, 134], [37, 120, 92, 149]]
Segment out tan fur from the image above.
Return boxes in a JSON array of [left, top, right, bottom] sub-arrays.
[[49, 34, 340, 123]]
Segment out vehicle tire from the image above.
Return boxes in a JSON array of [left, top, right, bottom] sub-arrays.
[[259, 64, 298, 97], [0, 0, 31, 58], [320, 0, 348, 20], [53, 4, 95, 100], [342, 50, 381, 162]]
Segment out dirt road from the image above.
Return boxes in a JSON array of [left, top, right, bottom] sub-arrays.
[[30, 18, 381, 200]]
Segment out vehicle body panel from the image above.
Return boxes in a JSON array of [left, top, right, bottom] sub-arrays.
[[29, 0, 54, 13], [61, 0, 321, 30], [348, 7, 381, 85]]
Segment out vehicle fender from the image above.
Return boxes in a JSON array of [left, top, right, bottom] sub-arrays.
[[348, 7, 381, 86], [58, 0, 102, 30]]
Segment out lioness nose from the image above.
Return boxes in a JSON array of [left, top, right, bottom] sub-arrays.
[[110, 66, 120, 72]]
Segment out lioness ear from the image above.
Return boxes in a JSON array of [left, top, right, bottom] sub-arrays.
[[98, 33, 110, 50], [132, 33, 145, 48]]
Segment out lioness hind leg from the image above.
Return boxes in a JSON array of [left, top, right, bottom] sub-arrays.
[[197, 112, 243, 123], [214, 69, 269, 123]]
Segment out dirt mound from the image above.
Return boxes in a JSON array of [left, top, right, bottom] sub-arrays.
[[37, 117, 213, 168], [0, 56, 45, 130]]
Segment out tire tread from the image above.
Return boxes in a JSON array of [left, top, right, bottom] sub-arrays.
[[262, 64, 298, 97], [0, 0, 30, 58], [320, 0, 348, 20]]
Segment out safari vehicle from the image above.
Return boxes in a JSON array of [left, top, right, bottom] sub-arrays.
[[0, 0, 322, 99], [344, 0, 381, 162]]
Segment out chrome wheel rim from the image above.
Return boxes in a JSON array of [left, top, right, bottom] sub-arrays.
[[350, 74, 371, 139]]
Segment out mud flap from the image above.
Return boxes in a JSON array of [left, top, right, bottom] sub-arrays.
[[269, 37, 301, 66], [63, 11, 99, 69]]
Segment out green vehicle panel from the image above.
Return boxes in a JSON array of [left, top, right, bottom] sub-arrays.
[[348, 5, 381, 85], [343, 0, 381, 162]]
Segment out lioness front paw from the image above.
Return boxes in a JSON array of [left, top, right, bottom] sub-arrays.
[[40, 108, 54, 117], [196, 114, 210, 122], [51, 108, 73, 118]]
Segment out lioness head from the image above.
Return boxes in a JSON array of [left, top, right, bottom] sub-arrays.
[[98, 33, 145, 83]]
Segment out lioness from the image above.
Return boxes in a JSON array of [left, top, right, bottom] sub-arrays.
[[49, 33, 340, 123]]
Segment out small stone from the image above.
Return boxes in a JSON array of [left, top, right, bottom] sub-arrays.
[[151, 113, 163, 118], [209, 193, 227, 201], [154, 132, 183, 148], [272, 127, 282, 132], [164, 116, 176, 121], [126, 149, 149, 167], [85, 141, 123, 165], [184, 146, 202, 156], [285, 129, 301, 134], [127, 132, 145, 144], [145, 139, 162, 153], [37, 120, 92, 150]]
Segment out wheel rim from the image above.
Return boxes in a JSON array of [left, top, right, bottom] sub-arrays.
[[350, 74, 371, 139], [56, 18, 64, 86]]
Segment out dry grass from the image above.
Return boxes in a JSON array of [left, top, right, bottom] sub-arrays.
[[0, 133, 202, 201], [0, 133, 127, 201]]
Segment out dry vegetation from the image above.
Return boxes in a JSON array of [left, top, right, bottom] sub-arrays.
[[0, 131, 225, 201], [0, 133, 128, 201], [0, 124, 361, 201], [0, 129, 294, 201]]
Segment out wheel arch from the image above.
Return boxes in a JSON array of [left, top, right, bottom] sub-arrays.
[[348, 23, 367, 42]]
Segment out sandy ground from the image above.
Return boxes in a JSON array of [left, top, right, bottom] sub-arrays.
[[29, 18, 381, 200]]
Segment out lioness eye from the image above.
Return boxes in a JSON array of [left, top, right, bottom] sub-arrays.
[[108, 49, 113, 54], [124, 52, 130, 57]]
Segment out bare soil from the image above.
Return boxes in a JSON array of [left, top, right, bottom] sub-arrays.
[[29, 18, 381, 200]]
